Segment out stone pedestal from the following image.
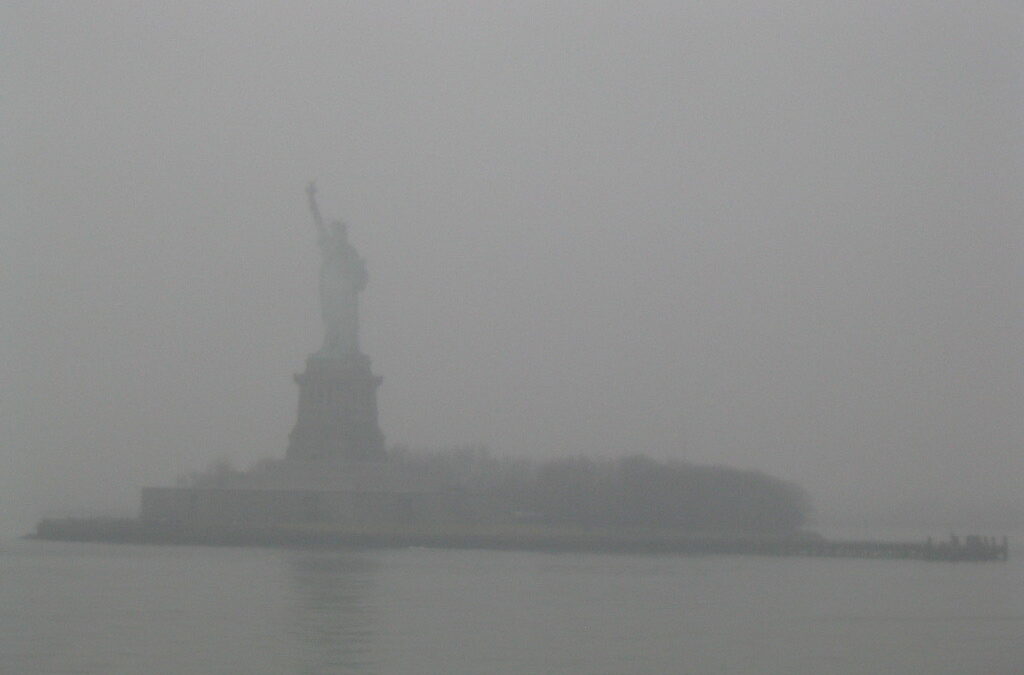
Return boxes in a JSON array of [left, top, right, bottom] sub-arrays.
[[286, 353, 385, 461]]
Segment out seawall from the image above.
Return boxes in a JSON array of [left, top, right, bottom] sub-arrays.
[[29, 518, 1009, 561]]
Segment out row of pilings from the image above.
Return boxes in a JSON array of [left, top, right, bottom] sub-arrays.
[[772, 534, 1009, 561]]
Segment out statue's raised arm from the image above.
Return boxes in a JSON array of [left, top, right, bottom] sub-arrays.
[[306, 181, 326, 238]]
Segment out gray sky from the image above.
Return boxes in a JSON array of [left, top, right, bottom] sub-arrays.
[[3, 1, 1021, 531]]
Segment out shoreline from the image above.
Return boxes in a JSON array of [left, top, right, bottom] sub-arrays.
[[29, 517, 1009, 561]]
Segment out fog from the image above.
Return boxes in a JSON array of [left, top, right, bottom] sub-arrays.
[[2, 1, 1020, 534]]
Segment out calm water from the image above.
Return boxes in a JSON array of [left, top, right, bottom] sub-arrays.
[[1, 536, 1021, 674]]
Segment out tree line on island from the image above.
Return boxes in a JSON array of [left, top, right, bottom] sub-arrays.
[[392, 446, 809, 533], [184, 446, 810, 534]]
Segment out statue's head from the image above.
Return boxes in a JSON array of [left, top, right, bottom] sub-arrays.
[[331, 220, 347, 238]]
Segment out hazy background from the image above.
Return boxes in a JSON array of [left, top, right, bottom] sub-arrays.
[[3, 1, 1020, 534]]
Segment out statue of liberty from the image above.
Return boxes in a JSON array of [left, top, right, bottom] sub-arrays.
[[305, 182, 368, 357]]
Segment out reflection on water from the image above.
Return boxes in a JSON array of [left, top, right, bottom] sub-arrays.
[[286, 552, 381, 674], [2, 540, 1021, 674]]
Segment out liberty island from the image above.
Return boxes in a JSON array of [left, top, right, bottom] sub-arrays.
[[30, 185, 1007, 561]]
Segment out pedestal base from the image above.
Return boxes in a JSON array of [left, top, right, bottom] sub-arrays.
[[286, 353, 385, 461]]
